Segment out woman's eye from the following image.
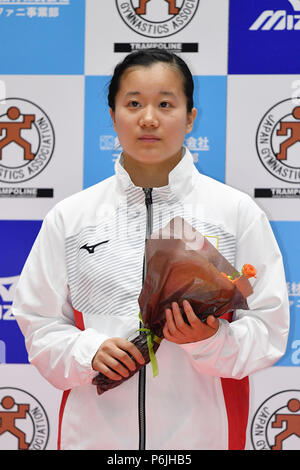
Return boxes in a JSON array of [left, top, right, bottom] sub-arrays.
[[128, 101, 140, 108], [160, 101, 170, 108]]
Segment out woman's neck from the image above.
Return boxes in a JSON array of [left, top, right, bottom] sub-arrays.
[[123, 150, 183, 188]]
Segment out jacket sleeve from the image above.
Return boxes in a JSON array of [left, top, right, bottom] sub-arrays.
[[12, 206, 109, 390], [179, 196, 290, 379]]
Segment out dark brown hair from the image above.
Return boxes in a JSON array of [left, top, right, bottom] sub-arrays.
[[108, 49, 194, 113]]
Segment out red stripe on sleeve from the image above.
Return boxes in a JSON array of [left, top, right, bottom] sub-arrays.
[[221, 376, 250, 450], [219, 310, 250, 450], [57, 389, 71, 450], [73, 308, 85, 331], [57, 308, 85, 449]]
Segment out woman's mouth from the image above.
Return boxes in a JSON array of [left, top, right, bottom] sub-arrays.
[[138, 135, 161, 143]]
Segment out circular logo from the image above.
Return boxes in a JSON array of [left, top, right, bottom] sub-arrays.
[[256, 98, 300, 184], [116, 0, 200, 38], [0, 387, 50, 450], [251, 390, 300, 450], [0, 98, 55, 184]]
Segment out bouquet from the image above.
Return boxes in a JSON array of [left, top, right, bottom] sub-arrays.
[[93, 217, 256, 395]]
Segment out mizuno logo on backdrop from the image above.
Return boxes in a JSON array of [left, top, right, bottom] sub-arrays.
[[250, 1, 300, 30], [80, 240, 109, 254]]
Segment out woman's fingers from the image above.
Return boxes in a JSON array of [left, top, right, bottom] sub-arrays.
[[163, 303, 191, 343], [95, 360, 123, 381], [163, 300, 219, 344], [172, 301, 191, 331], [182, 300, 202, 327], [117, 338, 146, 366], [163, 309, 178, 340], [164, 307, 177, 335], [206, 314, 219, 330], [92, 337, 145, 380]]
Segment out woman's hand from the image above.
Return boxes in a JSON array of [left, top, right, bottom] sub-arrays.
[[163, 300, 219, 344], [92, 337, 145, 381]]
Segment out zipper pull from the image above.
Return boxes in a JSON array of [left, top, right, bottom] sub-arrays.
[[143, 188, 153, 206]]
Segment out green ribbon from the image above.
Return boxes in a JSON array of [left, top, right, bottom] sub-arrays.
[[137, 313, 162, 378], [228, 271, 241, 280]]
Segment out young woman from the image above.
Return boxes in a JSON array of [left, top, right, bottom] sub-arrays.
[[13, 50, 289, 450]]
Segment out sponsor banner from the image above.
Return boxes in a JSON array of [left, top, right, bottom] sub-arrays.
[[270, 221, 300, 367], [228, 0, 300, 74], [0, 188, 54, 198], [0, 276, 27, 364], [0, 0, 85, 74], [192, 76, 227, 183], [255, 188, 300, 198], [84, 0, 229, 75], [83, 76, 118, 188], [226, 74, 300, 220], [114, 42, 199, 53], [0, 220, 41, 277], [0, 220, 42, 364], [246, 367, 300, 450], [0, 75, 84, 219], [83, 75, 226, 188], [0, 98, 55, 185], [0, 364, 62, 450]]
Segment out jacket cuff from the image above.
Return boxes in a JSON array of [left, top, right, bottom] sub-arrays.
[[72, 328, 109, 382], [178, 319, 225, 356]]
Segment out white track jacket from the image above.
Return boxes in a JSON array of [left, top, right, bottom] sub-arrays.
[[13, 148, 289, 450]]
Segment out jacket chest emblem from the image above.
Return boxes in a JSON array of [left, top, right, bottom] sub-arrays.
[[80, 240, 109, 254]]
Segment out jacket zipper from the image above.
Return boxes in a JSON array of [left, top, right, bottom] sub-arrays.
[[138, 187, 153, 451]]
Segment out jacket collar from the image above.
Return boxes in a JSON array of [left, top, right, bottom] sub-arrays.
[[114, 147, 197, 202]]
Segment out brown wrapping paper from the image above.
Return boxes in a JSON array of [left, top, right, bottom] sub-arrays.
[[93, 217, 254, 394]]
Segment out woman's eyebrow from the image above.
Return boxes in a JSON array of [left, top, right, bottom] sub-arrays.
[[124, 91, 176, 97], [159, 91, 176, 96], [125, 91, 141, 96]]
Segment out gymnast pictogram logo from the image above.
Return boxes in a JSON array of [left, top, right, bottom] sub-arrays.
[[0, 388, 49, 450], [271, 398, 300, 450], [0, 396, 30, 450], [0, 98, 55, 184], [251, 390, 300, 450], [0, 106, 35, 162], [116, 0, 200, 38], [256, 98, 300, 184], [135, 0, 179, 15], [276, 106, 300, 161]]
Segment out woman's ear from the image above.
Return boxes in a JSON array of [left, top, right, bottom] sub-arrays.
[[186, 108, 197, 134], [109, 108, 116, 131]]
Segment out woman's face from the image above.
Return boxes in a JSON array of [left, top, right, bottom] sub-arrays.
[[110, 62, 197, 167]]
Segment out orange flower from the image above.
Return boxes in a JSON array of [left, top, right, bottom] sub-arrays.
[[242, 264, 256, 279]]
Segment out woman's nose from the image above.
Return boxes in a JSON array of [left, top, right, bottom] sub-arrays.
[[139, 106, 159, 128]]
